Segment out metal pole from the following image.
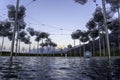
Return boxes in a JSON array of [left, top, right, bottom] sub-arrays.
[[18, 39, 21, 54], [0, 37, 4, 56], [117, 8, 120, 54], [102, 0, 111, 60], [98, 28, 102, 57], [74, 39, 75, 57], [10, 0, 19, 60], [15, 24, 19, 56], [98, 24, 102, 57]]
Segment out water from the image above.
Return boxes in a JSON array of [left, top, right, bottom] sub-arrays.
[[0, 57, 120, 80]]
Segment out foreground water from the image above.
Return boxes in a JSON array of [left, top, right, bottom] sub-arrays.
[[0, 57, 120, 80]]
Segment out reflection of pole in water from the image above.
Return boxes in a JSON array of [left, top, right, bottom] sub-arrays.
[[3, 58, 13, 80], [84, 58, 91, 68], [9, 57, 13, 72], [3, 57, 20, 80]]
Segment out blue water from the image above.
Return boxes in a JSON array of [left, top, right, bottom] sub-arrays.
[[0, 57, 120, 80]]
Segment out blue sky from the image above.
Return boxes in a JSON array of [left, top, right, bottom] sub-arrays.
[[0, 0, 102, 50]]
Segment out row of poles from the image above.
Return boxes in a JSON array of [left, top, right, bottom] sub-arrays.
[[101, 0, 111, 60], [10, 0, 111, 61]]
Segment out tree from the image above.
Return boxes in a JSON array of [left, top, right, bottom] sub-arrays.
[[0, 22, 6, 55], [109, 19, 120, 54], [68, 44, 72, 48], [34, 31, 41, 54], [52, 42, 57, 55], [15, 20, 26, 54], [86, 18, 97, 56], [71, 31, 80, 56], [74, 0, 88, 5], [89, 29, 99, 56], [67, 44, 72, 56], [40, 42, 47, 55], [0, 20, 11, 55], [86, 18, 97, 30], [105, 0, 120, 22], [92, 5, 114, 57], [92, 6, 113, 57], [26, 27, 35, 53], [45, 38, 51, 54], [7, 3, 26, 59], [7, 31, 13, 41], [7, 4, 26, 21], [102, 0, 111, 60], [26, 27, 35, 36], [75, 30, 83, 56], [71, 30, 81, 46], [39, 32, 49, 54], [49, 42, 57, 56], [71, 30, 83, 56], [92, 6, 105, 57], [80, 31, 89, 55], [73, 0, 111, 60], [17, 30, 27, 54], [22, 35, 31, 55]]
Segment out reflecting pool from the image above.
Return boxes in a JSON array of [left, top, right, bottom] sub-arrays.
[[0, 57, 120, 80]]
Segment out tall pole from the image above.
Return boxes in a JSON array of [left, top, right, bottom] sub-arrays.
[[74, 39, 75, 56], [18, 39, 21, 54], [79, 40, 81, 57], [10, 0, 19, 60], [118, 1, 120, 23], [15, 24, 19, 56], [98, 28, 101, 57], [98, 24, 102, 57], [0, 37, 4, 56], [117, 8, 120, 54], [102, 0, 111, 60]]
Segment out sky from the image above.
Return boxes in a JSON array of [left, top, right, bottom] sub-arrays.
[[0, 0, 102, 50]]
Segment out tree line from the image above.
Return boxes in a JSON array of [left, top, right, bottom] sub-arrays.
[[68, 0, 120, 57], [0, 4, 57, 56]]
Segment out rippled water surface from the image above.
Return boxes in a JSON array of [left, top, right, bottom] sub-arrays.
[[0, 57, 120, 80]]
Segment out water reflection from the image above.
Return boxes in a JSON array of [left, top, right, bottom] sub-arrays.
[[113, 58, 120, 79], [87, 58, 112, 80], [0, 57, 120, 80], [0, 57, 22, 80]]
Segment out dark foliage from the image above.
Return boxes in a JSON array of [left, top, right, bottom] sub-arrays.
[[7, 5, 26, 20], [86, 18, 97, 30], [89, 29, 99, 39], [74, 0, 88, 5]]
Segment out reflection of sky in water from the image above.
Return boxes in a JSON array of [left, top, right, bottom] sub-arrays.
[[0, 57, 120, 80], [48, 57, 71, 79]]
